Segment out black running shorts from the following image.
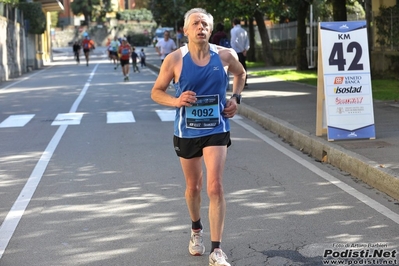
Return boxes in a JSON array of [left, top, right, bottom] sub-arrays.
[[173, 132, 231, 159], [120, 59, 129, 66]]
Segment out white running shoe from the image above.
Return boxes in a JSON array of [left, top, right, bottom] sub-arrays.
[[188, 229, 205, 256], [209, 248, 231, 266]]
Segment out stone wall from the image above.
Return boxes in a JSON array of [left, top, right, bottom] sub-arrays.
[[0, 16, 26, 82], [51, 25, 110, 48], [0, 17, 8, 81]]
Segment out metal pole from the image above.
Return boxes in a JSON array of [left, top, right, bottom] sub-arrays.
[[310, 4, 313, 67]]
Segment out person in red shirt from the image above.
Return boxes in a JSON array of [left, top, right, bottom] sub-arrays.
[[118, 37, 132, 81], [211, 22, 228, 46], [81, 36, 95, 66]]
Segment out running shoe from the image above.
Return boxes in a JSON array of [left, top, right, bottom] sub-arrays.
[[209, 248, 231, 266], [188, 229, 205, 256]]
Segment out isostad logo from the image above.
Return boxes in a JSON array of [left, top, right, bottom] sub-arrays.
[[334, 86, 362, 94]]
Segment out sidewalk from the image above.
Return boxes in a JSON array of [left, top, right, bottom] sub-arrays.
[[237, 69, 399, 201]]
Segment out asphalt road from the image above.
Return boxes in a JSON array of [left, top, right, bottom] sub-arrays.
[[0, 47, 398, 266]]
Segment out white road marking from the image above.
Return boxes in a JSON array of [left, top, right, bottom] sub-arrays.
[[0, 114, 35, 128], [107, 111, 135, 123], [51, 113, 85, 126], [230, 114, 242, 120], [232, 119, 399, 225], [156, 110, 175, 121], [0, 125, 67, 257], [0, 64, 99, 259]]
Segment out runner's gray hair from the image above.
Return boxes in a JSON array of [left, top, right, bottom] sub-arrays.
[[183, 8, 214, 31]]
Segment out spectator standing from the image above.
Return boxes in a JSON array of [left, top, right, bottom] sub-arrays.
[[131, 47, 140, 73], [230, 18, 249, 86], [155, 30, 177, 63], [177, 26, 184, 46], [211, 22, 228, 46], [139, 48, 146, 68]]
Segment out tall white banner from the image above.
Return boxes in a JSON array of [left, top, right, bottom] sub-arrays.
[[319, 21, 375, 141]]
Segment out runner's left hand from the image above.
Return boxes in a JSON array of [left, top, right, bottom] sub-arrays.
[[223, 99, 237, 118]]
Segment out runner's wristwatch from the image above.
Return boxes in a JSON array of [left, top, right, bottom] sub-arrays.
[[231, 94, 242, 104]]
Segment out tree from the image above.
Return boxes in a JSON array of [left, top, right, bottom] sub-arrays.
[[331, 0, 347, 21], [363, 0, 372, 50], [70, 0, 111, 25], [295, 1, 310, 70], [70, 0, 95, 25], [271, 0, 311, 70], [149, 0, 187, 27], [2, 0, 19, 5], [253, 8, 274, 66], [18, 2, 46, 34], [133, 0, 152, 9], [50, 12, 59, 27]]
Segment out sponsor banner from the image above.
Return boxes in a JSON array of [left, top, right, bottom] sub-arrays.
[[327, 125, 376, 140], [326, 96, 371, 106], [328, 105, 374, 116], [320, 21, 375, 140]]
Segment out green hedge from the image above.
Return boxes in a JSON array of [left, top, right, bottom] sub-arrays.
[[127, 33, 152, 46]]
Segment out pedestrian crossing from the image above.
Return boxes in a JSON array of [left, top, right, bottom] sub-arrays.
[[0, 111, 242, 128], [106, 111, 136, 124], [0, 114, 35, 128]]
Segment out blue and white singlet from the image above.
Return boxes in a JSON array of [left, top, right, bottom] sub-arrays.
[[174, 44, 230, 138]]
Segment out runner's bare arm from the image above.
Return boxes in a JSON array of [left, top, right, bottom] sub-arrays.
[[151, 52, 197, 108], [225, 48, 246, 95], [219, 47, 246, 117]]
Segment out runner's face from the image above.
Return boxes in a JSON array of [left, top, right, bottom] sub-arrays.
[[164, 32, 170, 40], [185, 13, 211, 43]]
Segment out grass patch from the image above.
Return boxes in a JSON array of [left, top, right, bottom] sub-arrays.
[[371, 80, 399, 101], [247, 66, 399, 101]]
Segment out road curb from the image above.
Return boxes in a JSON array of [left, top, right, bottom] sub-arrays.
[[239, 103, 399, 201]]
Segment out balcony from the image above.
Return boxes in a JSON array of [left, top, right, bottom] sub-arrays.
[[34, 0, 64, 12]]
